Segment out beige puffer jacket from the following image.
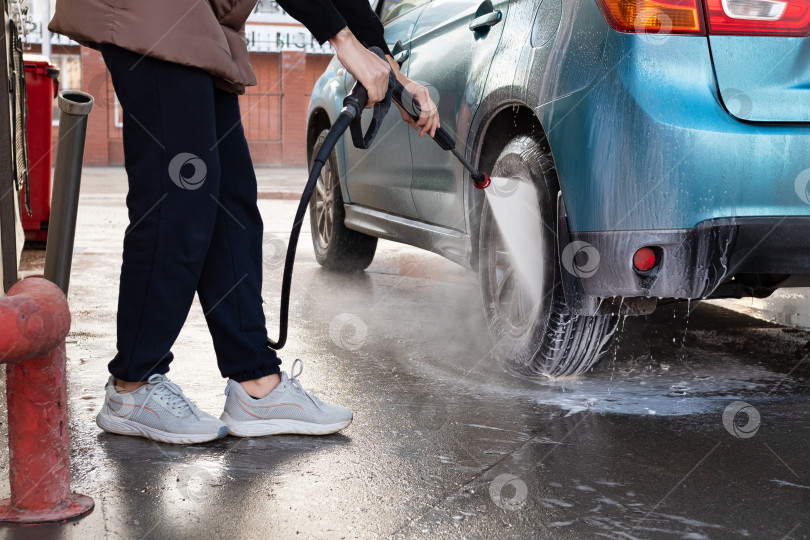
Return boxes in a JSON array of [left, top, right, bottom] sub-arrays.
[[49, 0, 258, 94]]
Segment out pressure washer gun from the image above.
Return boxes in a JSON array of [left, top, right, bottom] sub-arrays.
[[267, 46, 489, 351], [341, 47, 491, 189]]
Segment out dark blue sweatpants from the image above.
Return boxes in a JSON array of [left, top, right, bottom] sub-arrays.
[[101, 44, 281, 383]]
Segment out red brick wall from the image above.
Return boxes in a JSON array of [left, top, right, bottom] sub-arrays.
[[242, 53, 282, 163], [75, 46, 333, 166], [81, 48, 112, 166]]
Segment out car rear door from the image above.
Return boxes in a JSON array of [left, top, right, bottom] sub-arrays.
[[405, 0, 509, 231], [342, 0, 430, 218], [706, 0, 810, 122]]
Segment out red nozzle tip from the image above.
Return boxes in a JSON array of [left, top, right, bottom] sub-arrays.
[[473, 173, 490, 190]]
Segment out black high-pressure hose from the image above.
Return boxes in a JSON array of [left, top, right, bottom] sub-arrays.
[[265, 109, 354, 350], [265, 57, 375, 350], [267, 47, 490, 350]]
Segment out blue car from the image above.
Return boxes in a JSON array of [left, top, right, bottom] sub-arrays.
[[306, 0, 810, 377]]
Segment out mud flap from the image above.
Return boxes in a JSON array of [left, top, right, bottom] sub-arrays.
[[556, 193, 657, 317], [557, 193, 598, 315]]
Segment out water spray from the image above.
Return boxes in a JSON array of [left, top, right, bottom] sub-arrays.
[[267, 47, 489, 350]]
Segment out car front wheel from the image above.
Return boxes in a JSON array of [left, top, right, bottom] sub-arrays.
[[309, 129, 377, 272], [478, 135, 617, 377]]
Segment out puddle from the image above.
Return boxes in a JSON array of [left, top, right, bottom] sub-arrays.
[[406, 350, 801, 417]]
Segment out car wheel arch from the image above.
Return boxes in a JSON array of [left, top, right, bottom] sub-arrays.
[[468, 103, 554, 271], [307, 108, 332, 165]]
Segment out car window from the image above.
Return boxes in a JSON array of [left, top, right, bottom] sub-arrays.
[[379, 0, 431, 24]]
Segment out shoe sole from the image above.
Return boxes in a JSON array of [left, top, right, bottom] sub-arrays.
[[97, 412, 228, 444], [220, 411, 351, 437]]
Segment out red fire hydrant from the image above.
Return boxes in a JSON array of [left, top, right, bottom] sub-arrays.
[[0, 278, 93, 522]]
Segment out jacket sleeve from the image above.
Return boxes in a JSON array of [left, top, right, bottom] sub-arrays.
[[276, 0, 391, 56]]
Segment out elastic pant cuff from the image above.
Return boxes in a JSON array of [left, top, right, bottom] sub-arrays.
[[227, 365, 282, 383]]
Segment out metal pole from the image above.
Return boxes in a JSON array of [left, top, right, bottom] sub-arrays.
[[40, 0, 51, 60], [43, 90, 93, 295]]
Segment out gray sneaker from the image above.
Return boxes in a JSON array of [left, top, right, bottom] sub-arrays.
[[96, 374, 228, 444], [220, 359, 353, 437]]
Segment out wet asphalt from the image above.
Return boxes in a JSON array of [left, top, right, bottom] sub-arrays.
[[1, 167, 808, 540]]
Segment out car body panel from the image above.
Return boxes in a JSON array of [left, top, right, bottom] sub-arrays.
[[340, 10, 428, 218], [517, 0, 810, 233], [407, 0, 509, 231], [466, 0, 608, 233], [344, 204, 473, 266], [710, 36, 810, 123], [307, 57, 344, 192]]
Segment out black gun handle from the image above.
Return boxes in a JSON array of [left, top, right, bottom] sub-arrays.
[[342, 47, 396, 150], [343, 81, 369, 118], [342, 46, 388, 119], [391, 80, 455, 151]]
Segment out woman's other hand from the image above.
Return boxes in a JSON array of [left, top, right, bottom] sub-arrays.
[[387, 57, 440, 138]]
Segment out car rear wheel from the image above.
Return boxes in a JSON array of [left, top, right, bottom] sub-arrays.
[[309, 129, 377, 272], [479, 135, 617, 377]]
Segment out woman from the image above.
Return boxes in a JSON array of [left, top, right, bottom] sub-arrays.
[[49, 0, 439, 444]]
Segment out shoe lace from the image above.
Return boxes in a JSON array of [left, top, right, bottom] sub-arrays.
[[287, 359, 324, 407], [142, 374, 198, 418]]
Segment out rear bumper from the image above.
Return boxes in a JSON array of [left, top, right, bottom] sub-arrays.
[[557, 196, 810, 315]]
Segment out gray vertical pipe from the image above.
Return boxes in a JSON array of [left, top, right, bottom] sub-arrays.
[[44, 91, 94, 295]]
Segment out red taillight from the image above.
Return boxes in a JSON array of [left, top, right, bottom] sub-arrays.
[[597, 0, 705, 34], [597, 0, 810, 35], [633, 247, 657, 272], [704, 0, 810, 35]]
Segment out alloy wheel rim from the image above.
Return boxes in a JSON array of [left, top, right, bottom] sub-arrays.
[[314, 159, 335, 248], [487, 218, 535, 337]]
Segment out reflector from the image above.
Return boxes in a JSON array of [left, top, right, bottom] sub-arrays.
[[597, 0, 810, 35], [722, 0, 786, 19], [633, 247, 657, 272], [705, 0, 810, 34]]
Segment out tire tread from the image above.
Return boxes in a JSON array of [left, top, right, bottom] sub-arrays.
[[480, 135, 618, 378]]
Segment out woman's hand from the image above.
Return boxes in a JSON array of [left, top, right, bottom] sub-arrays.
[[387, 57, 441, 138], [328, 27, 440, 137], [329, 27, 390, 108]]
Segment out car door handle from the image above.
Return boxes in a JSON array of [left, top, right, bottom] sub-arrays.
[[391, 40, 410, 66], [393, 49, 410, 65], [469, 10, 502, 31]]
